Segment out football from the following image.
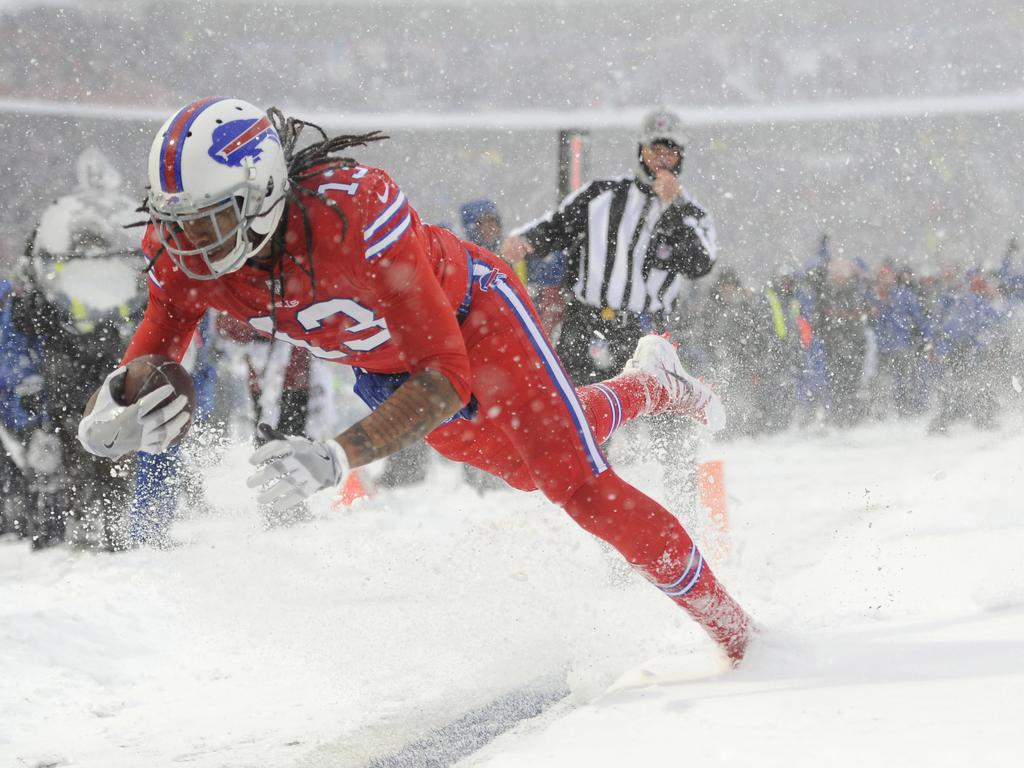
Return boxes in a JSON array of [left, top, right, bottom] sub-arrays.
[[119, 354, 197, 445], [85, 354, 197, 446]]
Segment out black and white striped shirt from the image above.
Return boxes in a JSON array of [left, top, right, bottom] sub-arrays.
[[513, 175, 715, 315]]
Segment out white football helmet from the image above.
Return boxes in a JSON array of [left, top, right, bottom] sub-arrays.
[[30, 147, 145, 334], [147, 97, 289, 280]]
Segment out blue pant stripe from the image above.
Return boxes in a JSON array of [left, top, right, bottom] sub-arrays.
[[659, 552, 708, 602], [657, 543, 707, 597], [658, 543, 698, 590], [593, 383, 621, 432], [663, 553, 704, 597], [487, 270, 608, 475]]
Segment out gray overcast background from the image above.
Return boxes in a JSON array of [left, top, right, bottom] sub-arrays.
[[1, 0, 1022, 278]]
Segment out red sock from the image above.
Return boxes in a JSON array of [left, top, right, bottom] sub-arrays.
[[576, 371, 669, 443], [563, 470, 751, 663]]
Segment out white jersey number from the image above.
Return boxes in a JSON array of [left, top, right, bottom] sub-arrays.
[[248, 297, 391, 360], [317, 166, 369, 197]]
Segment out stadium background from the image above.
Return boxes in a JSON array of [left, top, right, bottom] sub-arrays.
[[1, 0, 1022, 278]]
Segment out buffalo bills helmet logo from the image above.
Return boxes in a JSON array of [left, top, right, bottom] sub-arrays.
[[208, 117, 280, 167]]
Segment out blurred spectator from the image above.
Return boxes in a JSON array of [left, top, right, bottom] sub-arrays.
[[1, 149, 147, 548], [0, 148, 215, 549], [929, 270, 1002, 433], [813, 258, 871, 426], [759, 274, 807, 432], [460, 199, 502, 252], [874, 266, 933, 416], [461, 196, 569, 336], [0, 277, 36, 541], [691, 268, 763, 438], [998, 237, 1024, 299]]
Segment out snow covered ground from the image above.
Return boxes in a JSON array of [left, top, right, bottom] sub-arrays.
[[2, 414, 1023, 768]]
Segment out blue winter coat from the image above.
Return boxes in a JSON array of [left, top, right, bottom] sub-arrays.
[[0, 281, 45, 432], [936, 291, 1001, 356], [874, 284, 931, 355]]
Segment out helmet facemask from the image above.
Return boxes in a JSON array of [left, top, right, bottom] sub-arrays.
[[149, 161, 283, 280]]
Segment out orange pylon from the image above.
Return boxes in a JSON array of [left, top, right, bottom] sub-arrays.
[[698, 460, 730, 560], [331, 469, 374, 510]]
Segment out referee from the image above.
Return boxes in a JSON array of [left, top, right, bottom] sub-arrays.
[[502, 108, 716, 383]]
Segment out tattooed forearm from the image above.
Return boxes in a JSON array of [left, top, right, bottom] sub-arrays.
[[337, 369, 464, 468]]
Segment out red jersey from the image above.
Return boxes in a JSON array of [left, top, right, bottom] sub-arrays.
[[127, 164, 484, 404]]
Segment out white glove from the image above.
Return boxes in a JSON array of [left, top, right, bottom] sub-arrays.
[[246, 424, 349, 513], [77, 367, 189, 459]]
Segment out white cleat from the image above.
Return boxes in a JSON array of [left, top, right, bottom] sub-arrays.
[[625, 335, 726, 432]]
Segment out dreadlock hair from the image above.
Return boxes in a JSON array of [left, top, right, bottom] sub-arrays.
[[263, 107, 387, 328], [131, 201, 163, 274]]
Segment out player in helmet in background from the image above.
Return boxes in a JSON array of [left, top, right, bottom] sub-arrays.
[[1, 148, 146, 547], [0, 148, 215, 549], [78, 98, 751, 663]]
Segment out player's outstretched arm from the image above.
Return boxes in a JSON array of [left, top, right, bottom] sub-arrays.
[[247, 369, 463, 512], [339, 369, 462, 467]]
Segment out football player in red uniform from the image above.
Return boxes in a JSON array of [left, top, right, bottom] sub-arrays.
[[78, 98, 751, 663]]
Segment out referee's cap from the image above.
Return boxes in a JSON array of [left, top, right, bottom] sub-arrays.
[[639, 108, 686, 150]]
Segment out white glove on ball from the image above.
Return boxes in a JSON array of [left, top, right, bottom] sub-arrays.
[[246, 424, 349, 513], [77, 367, 189, 459]]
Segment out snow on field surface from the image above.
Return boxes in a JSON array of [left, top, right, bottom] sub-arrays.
[[2, 417, 1023, 768]]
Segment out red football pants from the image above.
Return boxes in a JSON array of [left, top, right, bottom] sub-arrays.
[[426, 259, 750, 661]]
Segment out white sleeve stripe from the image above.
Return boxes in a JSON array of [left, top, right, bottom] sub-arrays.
[[694, 222, 715, 261], [148, 270, 163, 290], [365, 212, 412, 260], [684, 212, 717, 261], [363, 190, 407, 240]]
